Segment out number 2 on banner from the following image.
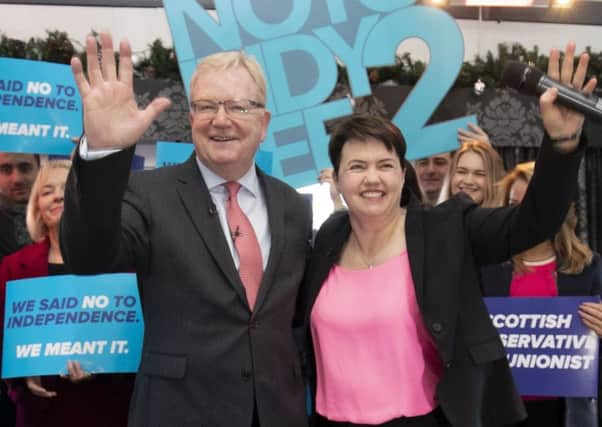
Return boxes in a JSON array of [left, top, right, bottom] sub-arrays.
[[364, 6, 476, 160]]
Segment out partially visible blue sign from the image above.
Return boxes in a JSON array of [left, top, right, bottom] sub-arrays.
[[156, 141, 195, 167], [2, 273, 144, 379], [156, 141, 273, 174], [485, 296, 599, 397], [0, 58, 82, 155]]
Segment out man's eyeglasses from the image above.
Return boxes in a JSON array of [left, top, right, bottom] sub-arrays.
[[0, 163, 35, 176], [190, 99, 265, 119]]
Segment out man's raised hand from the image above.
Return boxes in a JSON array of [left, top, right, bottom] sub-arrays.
[[70, 32, 171, 150]]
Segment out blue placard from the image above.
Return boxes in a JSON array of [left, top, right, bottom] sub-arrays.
[[2, 273, 144, 379], [155, 141, 194, 167], [156, 141, 273, 174], [163, 0, 475, 188], [0, 58, 82, 155], [485, 296, 599, 397]]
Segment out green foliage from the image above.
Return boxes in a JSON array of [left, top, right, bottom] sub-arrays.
[[28, 30, 76, 63], [135, 39, 180, 80], [0, 31, 75, 62], [389, 42, 601, 90], [454, 42, 591, 89], [0, 34, 27, 58], [2, 31, 601, 90]]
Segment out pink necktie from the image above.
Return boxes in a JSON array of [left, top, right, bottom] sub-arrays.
[[224, 182, 263, 310]]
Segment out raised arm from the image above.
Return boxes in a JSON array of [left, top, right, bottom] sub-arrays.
[[70, 32, 171, 150], [61, 32, 160, 274]]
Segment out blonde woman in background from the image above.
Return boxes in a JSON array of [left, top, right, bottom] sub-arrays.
[[437, 124, 505, 207], [440, 139, 506, 207]]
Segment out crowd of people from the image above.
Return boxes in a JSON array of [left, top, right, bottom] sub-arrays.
[[0, 30, 601, 427]]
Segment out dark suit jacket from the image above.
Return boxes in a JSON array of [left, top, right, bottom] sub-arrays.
[[0, 239, 133, 427], [60, 149, 312, 427], [296, 135, 584, 427]]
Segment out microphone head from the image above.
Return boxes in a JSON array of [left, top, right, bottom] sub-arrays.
[[501, 61, 544, 96]]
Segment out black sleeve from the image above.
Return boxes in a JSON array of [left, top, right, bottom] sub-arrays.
[[60, 146, 149, 274]]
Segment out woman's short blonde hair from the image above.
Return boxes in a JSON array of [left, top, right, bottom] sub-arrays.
[[447, 140, 506, 207], [501, 161, 593, 274], [26, 160, 71, 242], [189, 51, 267, 105]]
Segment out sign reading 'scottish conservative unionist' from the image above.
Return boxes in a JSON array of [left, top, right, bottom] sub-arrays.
[[2, 274, 143, 379], [0, 58, 82, 155], [485, 296, 599, 397]]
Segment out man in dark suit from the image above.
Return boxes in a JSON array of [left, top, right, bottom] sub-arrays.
[[60, 32, 311, 427]]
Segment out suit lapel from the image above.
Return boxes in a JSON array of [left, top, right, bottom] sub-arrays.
[[252, 171, 284, 315], [405, 198, 426, 309], [174, 155, 247, 305]]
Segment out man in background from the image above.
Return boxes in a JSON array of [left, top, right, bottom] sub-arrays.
[[0, 152, 40, 262], [413, 152, 452, 206]]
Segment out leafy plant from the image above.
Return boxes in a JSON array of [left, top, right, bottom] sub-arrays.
[[1, 31, 601, 91]]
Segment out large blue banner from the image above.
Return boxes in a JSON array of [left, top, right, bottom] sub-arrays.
[[2, 273, 144, 379], [163, 0, 476, 188], [0, 58, 82, 155], [485, 296, 599, 397]]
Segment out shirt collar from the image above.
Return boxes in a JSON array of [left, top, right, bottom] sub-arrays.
[[195, 157, 260, 198]]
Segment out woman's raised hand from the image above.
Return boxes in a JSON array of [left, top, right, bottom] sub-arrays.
[[539, 42, 597, 151]]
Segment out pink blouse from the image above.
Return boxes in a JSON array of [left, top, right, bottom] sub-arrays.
[[310, 251, 442, 424], [510, 257, 558, 297]]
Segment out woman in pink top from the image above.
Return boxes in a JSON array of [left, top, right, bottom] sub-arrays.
[[295, 42, 597, 427], [480, 161, 602, 427]]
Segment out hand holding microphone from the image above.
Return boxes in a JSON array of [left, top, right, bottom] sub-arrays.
[[501, 42, 598, 152]]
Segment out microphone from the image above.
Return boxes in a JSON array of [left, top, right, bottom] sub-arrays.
[[501, 61, 602, 122], [208, 203, 217, 216], [230, 225, 241, 242]]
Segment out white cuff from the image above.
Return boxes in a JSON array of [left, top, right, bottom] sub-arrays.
[[79, 135, 123, 161]]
